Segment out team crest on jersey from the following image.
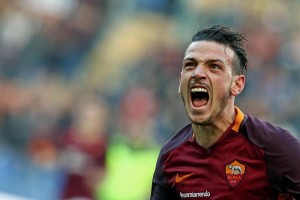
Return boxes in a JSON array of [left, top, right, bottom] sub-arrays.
[[225, 160, 245, 187]]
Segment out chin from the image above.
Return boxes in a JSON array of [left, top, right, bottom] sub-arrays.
[[189, 115, 212, 126]]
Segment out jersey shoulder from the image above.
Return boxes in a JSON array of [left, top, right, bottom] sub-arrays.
[[241, 114, 300, 196], [151, 124, 193, 191], [241, 114, 298, 148], [160, 123, 193, 156]]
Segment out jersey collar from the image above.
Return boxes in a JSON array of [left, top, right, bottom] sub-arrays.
[[232, 106, 245, 133], [191, 106, 245, 139]]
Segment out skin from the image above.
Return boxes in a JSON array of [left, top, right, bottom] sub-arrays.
[[179, 40, 245, 149]]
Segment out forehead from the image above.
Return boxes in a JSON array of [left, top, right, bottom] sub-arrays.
[[184, 41, 235, 64]]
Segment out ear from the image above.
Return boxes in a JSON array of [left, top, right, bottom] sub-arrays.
[[231, 75, 245, 96], [178, 72, 182, 94]]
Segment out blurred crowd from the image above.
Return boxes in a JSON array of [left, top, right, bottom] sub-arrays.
[[0, 0, 300, 199]]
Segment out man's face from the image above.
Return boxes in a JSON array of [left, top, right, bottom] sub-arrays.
[[179, 40, 242, 125]]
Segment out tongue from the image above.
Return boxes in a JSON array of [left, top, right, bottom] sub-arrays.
[[192, 98, 208, 107]]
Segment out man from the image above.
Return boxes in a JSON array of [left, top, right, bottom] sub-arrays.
[[150, 25, 300, 200]]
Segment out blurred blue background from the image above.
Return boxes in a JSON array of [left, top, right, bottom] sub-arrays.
[[0, 0, 300, 199]]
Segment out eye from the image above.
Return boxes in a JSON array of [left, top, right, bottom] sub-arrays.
[[210, 64, 221, 70], [183, 62, 196, 69]]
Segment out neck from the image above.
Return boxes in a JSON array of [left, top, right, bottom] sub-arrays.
[[192, 106, 236, 149]]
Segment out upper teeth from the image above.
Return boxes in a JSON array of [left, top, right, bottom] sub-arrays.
[[191, 88, 207, 93]]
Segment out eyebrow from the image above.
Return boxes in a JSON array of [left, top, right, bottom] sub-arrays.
[[183, 57, 197, 62], [183, 57, 225, 64]]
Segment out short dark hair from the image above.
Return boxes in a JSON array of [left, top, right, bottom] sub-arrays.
[[192, 25, 248, 75]]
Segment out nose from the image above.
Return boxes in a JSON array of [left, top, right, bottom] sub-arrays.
[[192, 65, 206, 79]]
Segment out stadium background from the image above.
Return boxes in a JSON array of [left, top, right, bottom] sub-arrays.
[[0, 0, 300, 199]]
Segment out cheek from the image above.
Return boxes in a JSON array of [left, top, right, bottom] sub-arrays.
[[180, 80, 188, 95], [213, 78, 232, 96], [179, 74, 189, 88]]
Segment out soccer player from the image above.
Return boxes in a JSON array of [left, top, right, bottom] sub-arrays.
[[150, 25, 300, 200]]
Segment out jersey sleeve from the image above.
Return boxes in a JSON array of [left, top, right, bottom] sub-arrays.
[[150, 124, 192, 200], [150, 152, 180, 200], [243, 116, 300, 199], [265, 129, 300, 199]]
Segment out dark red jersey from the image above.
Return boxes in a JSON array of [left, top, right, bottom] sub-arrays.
[[151, 107, 300, 200]]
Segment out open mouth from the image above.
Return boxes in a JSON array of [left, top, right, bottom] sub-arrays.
[[191, 87, 209, 107]]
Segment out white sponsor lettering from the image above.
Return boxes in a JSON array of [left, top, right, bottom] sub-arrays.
[[180, 191, 210, 198]]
